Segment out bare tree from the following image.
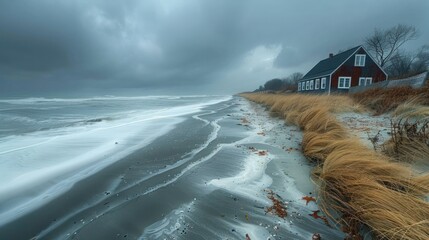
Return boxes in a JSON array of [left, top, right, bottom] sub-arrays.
[[387, 51, 415, 77], [412, 45, 429, 73], [386, 45, 429, 78], [365, 24, 418, 67], [282, 72, 303, 91], [289, 72, 304, 84], [283, 72, 303, 85]]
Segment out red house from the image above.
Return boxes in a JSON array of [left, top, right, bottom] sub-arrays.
[[297, 46, 387, 94]]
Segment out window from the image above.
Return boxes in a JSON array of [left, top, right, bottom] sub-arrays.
[[338, 77, 351, 89], [315, 79, 320, 89], [365, 77, 372, 85], [359, 77, 373, 86], [310, 80, 314, 90], [321, 77, 326, 89], [306, 81, 309, 90], [298, 82, 301, 91], [355, 54, 366, 67]]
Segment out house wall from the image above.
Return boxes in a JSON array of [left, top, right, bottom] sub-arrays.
[[331, 48, 387, 92], [297, 75, 330, 94]]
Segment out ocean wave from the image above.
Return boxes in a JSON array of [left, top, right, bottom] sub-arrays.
[[0, 95, 232, 104], [0, 114, 38, 124], [0, 96, 233, 226], [81, 117, 114, 124]]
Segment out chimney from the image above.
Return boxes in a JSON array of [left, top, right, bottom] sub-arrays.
[[329, 53, 334, 58]]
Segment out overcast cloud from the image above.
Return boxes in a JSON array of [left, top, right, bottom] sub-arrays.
[[0, 0, 428, 97]]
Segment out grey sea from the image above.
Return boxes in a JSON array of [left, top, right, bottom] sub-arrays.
[[0, 95, 346, 239]]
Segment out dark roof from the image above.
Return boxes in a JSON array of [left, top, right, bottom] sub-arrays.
[[301, 46, 361, 80]]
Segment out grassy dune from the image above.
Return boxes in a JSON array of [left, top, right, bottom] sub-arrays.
[[351, 85, 429, 115], [241, 93, 429, 240], [382, 100, 429, 165]]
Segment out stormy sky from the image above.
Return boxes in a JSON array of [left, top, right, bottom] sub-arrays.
[[0, 0, 428, 97]]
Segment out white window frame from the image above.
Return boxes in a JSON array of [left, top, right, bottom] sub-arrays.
[[365, 77, 372, 85], [315, 79, 320, 89], [355, 54, 366, 67], [359, 77, 373, 86], [306, 81, 309, 90], [321, 77, 326, 89], [359, 77, 366, 86], [338, 77, 351, 89], [310, 80, 314, 90], [298, 82, 301, 91]]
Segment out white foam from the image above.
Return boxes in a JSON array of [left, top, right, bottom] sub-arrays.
[[0, 114, 38, 124], [140, 200, 197, 239], [140, 132, 227, 197], [0, 116, 180, 225], [0, 95, 231, 104], [22, 111, 230, 237], [0, 96, 232, 226], [192, 110, 214, 125], [205, 100, 274, 202], [208, 153, 273, 202], [114, 115, 224, 194]]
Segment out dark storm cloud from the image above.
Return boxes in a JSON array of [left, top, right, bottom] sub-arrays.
[[0, 0, 428, 96]]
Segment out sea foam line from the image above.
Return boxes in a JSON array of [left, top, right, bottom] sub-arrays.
[[30, 101, 233, 237], [0, 95, 232, 104], [0, 100, 232, 227], [35, 123, 227, 238], [113, 112, 225, 193], [0, 137, 58, 155], [59, 98, 260, 238], [0, 121, 179, 227]]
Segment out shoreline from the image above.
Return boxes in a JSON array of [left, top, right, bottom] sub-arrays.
[[1, 96, 347, 239]]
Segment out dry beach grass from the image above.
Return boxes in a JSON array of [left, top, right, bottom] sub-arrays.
[[240, 93, 429, 240], [382, 100, 429, 165], [351, 85, 429, 115]]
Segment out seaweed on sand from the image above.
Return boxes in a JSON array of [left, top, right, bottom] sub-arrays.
[[265, 190, 287, 219]]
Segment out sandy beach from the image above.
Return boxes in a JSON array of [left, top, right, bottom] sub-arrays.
[[0, 96, 350, 239], [4, 94, 427, 239]]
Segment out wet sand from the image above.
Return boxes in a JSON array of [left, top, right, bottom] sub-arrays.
[[0, 97, 346, 239]]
